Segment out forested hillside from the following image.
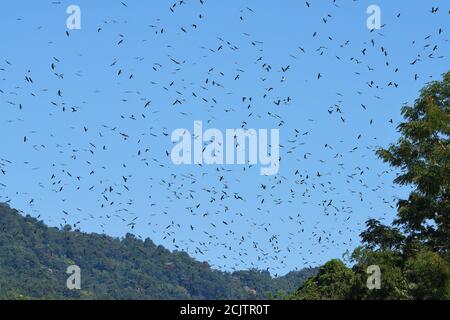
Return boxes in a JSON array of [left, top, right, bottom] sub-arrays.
[[0, 203, 315, 299]]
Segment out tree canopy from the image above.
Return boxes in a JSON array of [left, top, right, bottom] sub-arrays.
[[293, 71, 450, 300]]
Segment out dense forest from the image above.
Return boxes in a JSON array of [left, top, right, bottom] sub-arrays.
[[0, 202, 315, 300]]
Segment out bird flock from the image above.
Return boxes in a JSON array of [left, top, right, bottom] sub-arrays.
[[0, 0, 448, 275]]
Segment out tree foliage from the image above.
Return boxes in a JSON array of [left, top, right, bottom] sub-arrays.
[[293, 72, 450, 300], [293, 260, 355, 300], [376, 71, 450, 252]]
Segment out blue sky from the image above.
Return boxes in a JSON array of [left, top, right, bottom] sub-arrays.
[[0, 0, 448, 275]]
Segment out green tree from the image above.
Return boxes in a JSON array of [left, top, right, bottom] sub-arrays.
[[404, 249, 450, 299], [361, 71, 450, 299], [294, 260, 354, 300], [375, 71, 450, 253], [294, 71, 450, 300], [350, 248, 409, 300]]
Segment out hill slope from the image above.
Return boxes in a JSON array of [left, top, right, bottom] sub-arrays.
[[0, 203, 315, 299]]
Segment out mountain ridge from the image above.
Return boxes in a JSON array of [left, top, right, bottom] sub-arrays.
[[0, 203, 316, 299]]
